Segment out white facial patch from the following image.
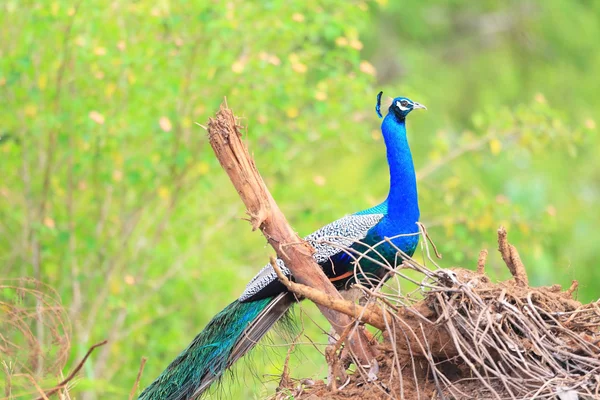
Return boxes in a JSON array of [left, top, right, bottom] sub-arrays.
[[396, 100, 411, 111]]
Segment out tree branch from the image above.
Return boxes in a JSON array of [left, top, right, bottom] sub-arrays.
[[129, 357, 147, 400], [269, 256, 389, 330], [497, 226, 528, 287], [206, 101, 377, 366], [35, 339, 107, 400]]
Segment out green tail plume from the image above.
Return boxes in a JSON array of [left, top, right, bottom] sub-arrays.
[[138, 292, 294, 400]]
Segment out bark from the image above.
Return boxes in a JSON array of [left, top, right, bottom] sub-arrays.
[[269, 256, 390, 331], [206, 101, 377, 366]]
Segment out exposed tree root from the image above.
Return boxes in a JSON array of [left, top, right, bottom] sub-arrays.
[[278, 228, 600, 400]]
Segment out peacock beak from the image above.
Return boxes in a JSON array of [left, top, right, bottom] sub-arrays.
[[413, 102, 427, 110]]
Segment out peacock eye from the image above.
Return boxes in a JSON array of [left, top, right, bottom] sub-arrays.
[[400, 100, 408, 107]]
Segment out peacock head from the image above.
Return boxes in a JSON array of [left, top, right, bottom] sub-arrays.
[[376, 91, 426, 120]]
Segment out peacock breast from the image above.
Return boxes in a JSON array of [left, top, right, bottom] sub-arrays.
[[345, 218, 420, 287]]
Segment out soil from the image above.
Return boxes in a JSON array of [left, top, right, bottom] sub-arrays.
[[278, 267, 598, 400]]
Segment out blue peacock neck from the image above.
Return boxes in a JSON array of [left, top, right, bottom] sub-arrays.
[[382, 113, 420, 225]]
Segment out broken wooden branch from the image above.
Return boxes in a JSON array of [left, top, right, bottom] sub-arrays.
[[477, 249, 488, 274], [206, 101, 377, 367], [497, 226, 528, 286], [269, 256, 389, 330]]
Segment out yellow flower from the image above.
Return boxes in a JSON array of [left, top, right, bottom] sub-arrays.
[[231, 61, 245, 74], [585, 119, 596, 130], [292, 63, 307, 74], [350, 39, 363, 50], [359, 61, 376, 76], [288, 53, 300, 64], [196, 162, 209, 176], [315, 91, 327, 101], [158, 186, 170, 200], [286, 107, 299, 119], [43, 217, 55, 229], [112, 170, 123, 182], [38, 75, 47, 90], [313, 175, 326, 186], [335, 37, 348, 47], [268, 55, 281, 66], [534, 93, 546, 104], [89, 111, 105, 125], [159, 116, 173, 132], [24, 104, 38, 117], [489, 138, 502, 155]]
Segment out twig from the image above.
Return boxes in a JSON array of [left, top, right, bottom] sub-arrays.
[[497, 226, 528, 286], [325, 323, 354, 391], [270, 257, 388, 330], [565, 280, 579, 298], [129, 357, 148, 400], [35, 340, 108, 400], [278, 330, 303, 393], [477, 249, 488, 274], [416, 132, 496, 180], [417, 222, 442, 259], [17, 373, 50, 400]]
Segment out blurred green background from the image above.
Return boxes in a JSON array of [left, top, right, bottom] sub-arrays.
[[1, 0, 598, 398]]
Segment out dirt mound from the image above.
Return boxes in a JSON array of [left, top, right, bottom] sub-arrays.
[[279, 229, 600, 400]]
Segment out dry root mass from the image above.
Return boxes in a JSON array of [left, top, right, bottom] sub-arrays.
[[281, 228, 600, 400]]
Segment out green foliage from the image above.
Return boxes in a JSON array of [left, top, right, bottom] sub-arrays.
[[0, 0, 598, 398], [362, 0, 599, 295]]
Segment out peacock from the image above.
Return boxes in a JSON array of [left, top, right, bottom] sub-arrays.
[[138, 92, 426, 400]]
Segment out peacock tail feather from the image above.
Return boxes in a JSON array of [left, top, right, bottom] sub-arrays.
[[138, 293, 295, 400]]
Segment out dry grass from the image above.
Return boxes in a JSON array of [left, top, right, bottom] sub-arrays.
[[1, 278, 71, 398], [0, 278, 108, 399]]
